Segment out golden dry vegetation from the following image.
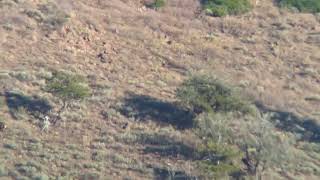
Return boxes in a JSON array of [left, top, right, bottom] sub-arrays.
[[0, 0, 319, 179]]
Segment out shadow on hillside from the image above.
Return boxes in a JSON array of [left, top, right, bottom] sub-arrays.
[[4, 91, 52, 119], [119, 93, 195, 129], [124, 130, 196, 160], [145, 143, 195, 159], [141, 134, 196, 159], [256, 102, 320, 143]]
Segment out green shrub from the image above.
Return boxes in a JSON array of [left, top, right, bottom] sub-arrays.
[[234, 116, 295, 176], [176, 75, 254, 114], [149, 0, 166, 9], [197, 140, 242, 179], [202, 0, 252, 17], [193, 113, 242, 178], [194, 111, 294, 177], [279, 0, 320, 13], [45, 71, 90, 121], [195, 113, 233, 143], [46, 71, 90, 101], [198, 161, 240, 179]]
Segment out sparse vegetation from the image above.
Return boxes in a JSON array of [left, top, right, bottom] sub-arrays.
[[192, 112, 242, 178], [202, 0, 252, 17], [9, 71, 35, 82], [32, 174, 49, 180], [15, 161, 43, 179], [23, 2, 69, 32], [279, 0, 320, 13]]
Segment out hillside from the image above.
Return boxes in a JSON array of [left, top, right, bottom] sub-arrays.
[[0, 0, 319, 179]]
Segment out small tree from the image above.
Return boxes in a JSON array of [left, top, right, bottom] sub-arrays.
[[176, 75, 293, 178], [195, 113, 243, 179], [194, 112, 293, 179], [197, 141, 242, 179], [235, 116, 294, 178], [45, 71, 90, 123]]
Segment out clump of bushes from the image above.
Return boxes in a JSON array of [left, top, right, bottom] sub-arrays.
[[193, 109, 293, 178], [45, 71, 90, 123], [279, 0, 320, 13], [202, 0, 252, 17], [194, 112, 242, 178], [176, 75, 293, 178]]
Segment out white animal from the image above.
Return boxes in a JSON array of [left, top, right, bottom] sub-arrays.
[[42, 116, 51, 132]]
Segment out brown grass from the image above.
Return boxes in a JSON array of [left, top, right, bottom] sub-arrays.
[[0, 0, 319, 179]]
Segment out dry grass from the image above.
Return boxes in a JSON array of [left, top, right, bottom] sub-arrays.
[[0, 0, 319, 179]]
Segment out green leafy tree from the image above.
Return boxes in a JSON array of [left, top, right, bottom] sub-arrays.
[[45, 71, 90, 123], [194, 112, 294, 178], [195, 113, 242, 178], [235, 115, 294, 178]]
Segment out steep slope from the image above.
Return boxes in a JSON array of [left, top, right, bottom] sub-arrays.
[[0, 0, 319, 179]]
